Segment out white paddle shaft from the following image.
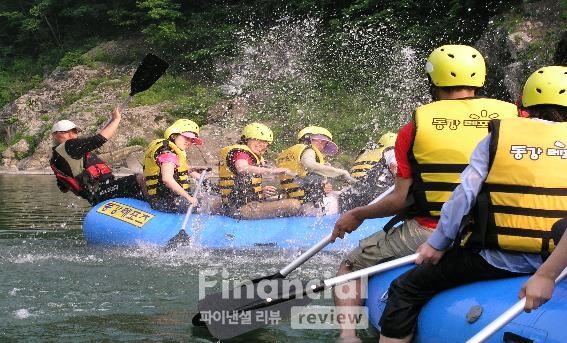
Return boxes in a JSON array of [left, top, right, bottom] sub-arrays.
[[279, 234, 332, 276], [466, 266, 567, 343], [369, 185, 395, 205], [119, 95, 133, 112], [279, 185, 396, 277], [323, 253, 418, 288], [179, 170, 208, 232]]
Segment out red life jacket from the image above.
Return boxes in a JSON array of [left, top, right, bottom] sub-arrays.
[[51, 152, 113, 197]]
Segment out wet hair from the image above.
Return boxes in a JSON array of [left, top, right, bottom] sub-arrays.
[[527, 104, 567, 122], [427, 76, 479, 100]]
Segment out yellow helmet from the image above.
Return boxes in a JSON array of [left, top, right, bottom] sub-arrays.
[[241, 122, 273, 143], [164, 119, 201, 140], [297, 126, 338, 155], [522, 66, 567, 108], [378, 131, 397, 147], [297, 126, 333, 141], [426, 45, 486, 87]]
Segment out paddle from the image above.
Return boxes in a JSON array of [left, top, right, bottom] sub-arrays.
[[192, 185, 395, 327], [196, 253, 418, 340], [466, 266, 567, 343], [165, 169, 210, 248], [119, 53, 169, 111], [251, 184, 392, 283]]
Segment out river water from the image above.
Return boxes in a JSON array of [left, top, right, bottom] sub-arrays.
[[0, 174, 377, 342]]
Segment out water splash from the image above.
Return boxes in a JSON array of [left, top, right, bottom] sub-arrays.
[[215, 15, 430, 147], [13, 309, 31, 319]]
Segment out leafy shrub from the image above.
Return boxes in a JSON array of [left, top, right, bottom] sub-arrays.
[[59, 50, 87, 70], [127, 137, 148, 147]]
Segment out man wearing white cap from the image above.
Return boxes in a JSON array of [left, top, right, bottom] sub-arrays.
[[50, 106, 146, 205]]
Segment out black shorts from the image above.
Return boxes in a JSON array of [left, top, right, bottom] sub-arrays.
[[91, 175, 143, 205]]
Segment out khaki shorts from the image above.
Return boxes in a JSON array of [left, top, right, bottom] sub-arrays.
[[344, 218, 434, 271]]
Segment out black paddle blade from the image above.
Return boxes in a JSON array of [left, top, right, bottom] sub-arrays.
[[249, 271, 285, 284], [164, 229, 190, 251], [195, 279, 314, 340], [129, 53, 169, 96], [191, 271, 286, 328]]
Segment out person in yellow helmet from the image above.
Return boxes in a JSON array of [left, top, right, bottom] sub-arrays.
[[143, 119, 205, 213], [218, 122, 301, 219], [276, 126, 354, 216], [376, 67, 567, 343], [329, 45, 521, 340], [517, 66, 567, 313], [338, 131, 398, 212], [50, 106, 147, 205]]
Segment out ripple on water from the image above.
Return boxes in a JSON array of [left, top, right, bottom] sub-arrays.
[[13, 309, 31, 319]]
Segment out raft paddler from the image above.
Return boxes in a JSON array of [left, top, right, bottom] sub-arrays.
[[218, 122, 301, 219], [329, 44, 520, 341], [50, 106, 147, 205], [377, 66, 567, 342]]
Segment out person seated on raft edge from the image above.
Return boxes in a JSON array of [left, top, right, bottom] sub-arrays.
[[329, 44, 521, 342], [338, 131, 398, 212], [218, 122, 302, 220], [276, 125, 356, 216], [50, 106, 148, 206], [143, 119, 208, 213], [373, 66, 567, 343]]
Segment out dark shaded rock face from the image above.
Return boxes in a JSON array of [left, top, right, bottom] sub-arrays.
[[477, 1, 565, 103]]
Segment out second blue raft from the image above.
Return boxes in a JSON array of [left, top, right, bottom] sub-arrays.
[[83, 197, 390, 251]]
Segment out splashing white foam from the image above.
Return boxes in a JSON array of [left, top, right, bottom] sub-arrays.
[[14, 309, 31, 319]]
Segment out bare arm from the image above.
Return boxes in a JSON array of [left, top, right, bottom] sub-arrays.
[[160, 162, 197, 206], [301, 149, 350, 178], [520, 230, 567, 311], [99, 106, 122, 140], [331, 176, 411, 241]]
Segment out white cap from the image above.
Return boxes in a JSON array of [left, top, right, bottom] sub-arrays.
[[51, 120, 80, 133]]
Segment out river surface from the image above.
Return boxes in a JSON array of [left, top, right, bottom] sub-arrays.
[[0, 174, 377, 342]]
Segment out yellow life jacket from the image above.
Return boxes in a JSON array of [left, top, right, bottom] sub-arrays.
[[276, 144, 325, 202], [143, 139, 190, 199], [461, 118, 567, 254], [410, 98, 518, 217], [350, 145, 392, 179], [218, 144, 264, 205]]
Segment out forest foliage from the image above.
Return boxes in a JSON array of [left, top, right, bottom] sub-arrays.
[[0, 0, 520, 104], [2, 0, 543, 156]]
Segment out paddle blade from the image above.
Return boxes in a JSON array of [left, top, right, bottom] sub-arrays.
[[195, 279, 313, 340], [164, 229, 190, 251], [129, 53, 169, 96]]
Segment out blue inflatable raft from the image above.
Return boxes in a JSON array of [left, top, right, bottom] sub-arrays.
[[366, 265, 567, 343], [83, 198, 389, 251]]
